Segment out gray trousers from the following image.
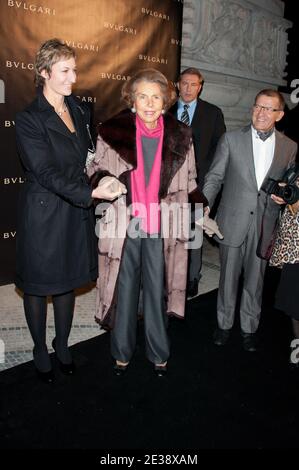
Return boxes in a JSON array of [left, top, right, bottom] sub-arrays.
[[111, 235, 170, 364], [188, 218, 203, 283], [217, 219, 267, 334], [188, 245, 202, 283]]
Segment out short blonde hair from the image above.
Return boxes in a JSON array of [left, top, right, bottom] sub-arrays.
[[122, 68, 177, 110], [34, 38, 75, 87]]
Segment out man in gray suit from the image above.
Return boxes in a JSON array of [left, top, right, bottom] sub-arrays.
[[203, 89, 298, 351]]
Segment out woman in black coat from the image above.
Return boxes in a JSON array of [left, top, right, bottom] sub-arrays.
[[15, 38, 125, 383]]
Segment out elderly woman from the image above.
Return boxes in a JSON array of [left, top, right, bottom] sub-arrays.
[[15, 39, 121, 383], [88, 68, 212, 376]]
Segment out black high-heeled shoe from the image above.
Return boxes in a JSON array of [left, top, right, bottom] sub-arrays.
[[154, 363, 167, 377], [33, 346, 53, 383], [35, 367, 55, 384], [52, 338, 76, 375], [113, 362, 128, 376]]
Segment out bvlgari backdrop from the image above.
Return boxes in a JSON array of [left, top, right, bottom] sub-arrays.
[[0, 0, 183, 284]]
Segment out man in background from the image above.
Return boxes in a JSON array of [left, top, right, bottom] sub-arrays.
[[170, 67, 226, 297]]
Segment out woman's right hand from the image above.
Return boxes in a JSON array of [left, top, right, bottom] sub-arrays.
[[91, 176, 127, 201]]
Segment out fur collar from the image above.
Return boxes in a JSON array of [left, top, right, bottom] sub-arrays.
[[98, 109, 192, 198]]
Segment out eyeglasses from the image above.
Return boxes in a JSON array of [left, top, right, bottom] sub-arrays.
[[253, 104, 282, 113]]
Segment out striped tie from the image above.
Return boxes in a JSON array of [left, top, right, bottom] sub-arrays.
[[181, 104, 190, 126]]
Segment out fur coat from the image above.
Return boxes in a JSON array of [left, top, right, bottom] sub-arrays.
[[87, 110, 207, 328]]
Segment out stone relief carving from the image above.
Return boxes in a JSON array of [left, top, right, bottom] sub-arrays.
[[253, 15, 283, 77], [184, 0, 290, 80], [198, 0, 251, 68], [181, 0, 293, 129]]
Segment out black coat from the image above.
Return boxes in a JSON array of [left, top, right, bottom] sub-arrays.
[[170, 98, 226, 189], [15, 91, 98, 295]]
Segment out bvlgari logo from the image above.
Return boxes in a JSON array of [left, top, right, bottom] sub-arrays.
[[100, 73, 131, 81], [4, 121, 15, 127], [171, 38, 182, 46], [6, 61, 34, 70], [7, 0, 56, 15], [138, 55, 168, 65], [141, 8, 170, 21], [65, 41, 100, 53], [2, 231, 17, 240], [76, 95, 97, 104], [2, 177, 25, 184], [103, 22, 137, 35]]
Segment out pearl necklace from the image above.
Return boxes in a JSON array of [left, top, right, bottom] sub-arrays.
[[56, 103, 67, 117]]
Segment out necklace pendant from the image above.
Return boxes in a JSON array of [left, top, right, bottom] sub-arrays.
[[56, 104, 67, 117]]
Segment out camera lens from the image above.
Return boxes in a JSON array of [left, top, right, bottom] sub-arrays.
[[282, 185, 299, 205], [282, 186, 292, 200]]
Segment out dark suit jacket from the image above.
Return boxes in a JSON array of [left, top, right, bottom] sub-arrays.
[[15, 91, 98, 295], [170, 98, 226, 189]]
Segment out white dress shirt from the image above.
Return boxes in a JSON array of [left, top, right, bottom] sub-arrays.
[[251, 126, 275, 190]]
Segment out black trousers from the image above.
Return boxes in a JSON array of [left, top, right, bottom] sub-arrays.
[[111, 235, 170, 364]]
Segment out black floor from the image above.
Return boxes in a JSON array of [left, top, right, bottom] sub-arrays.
[[0, 268, 298, 450]]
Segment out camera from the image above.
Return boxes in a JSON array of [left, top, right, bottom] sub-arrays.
[[261, 164, 299, 205]]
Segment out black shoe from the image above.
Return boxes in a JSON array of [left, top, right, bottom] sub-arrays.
[[52, 338, 76, 375], [35, 368, 54, 384], [289, 360, 299, 370], [57, 358, 76, 375], [213, 327, 231, 346], [187, 279, 199, 298], [241, 332, 258, 352], [113, 363, 128, 376], [154, 364, 167, 377]]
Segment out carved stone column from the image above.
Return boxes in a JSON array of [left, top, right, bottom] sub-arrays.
[[181, 0, 292, 129]]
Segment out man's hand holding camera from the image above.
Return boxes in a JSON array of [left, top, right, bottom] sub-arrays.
[[270, 179, 299, 215], [271, 184, 287, 205], [263, 165, 299, 207]]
